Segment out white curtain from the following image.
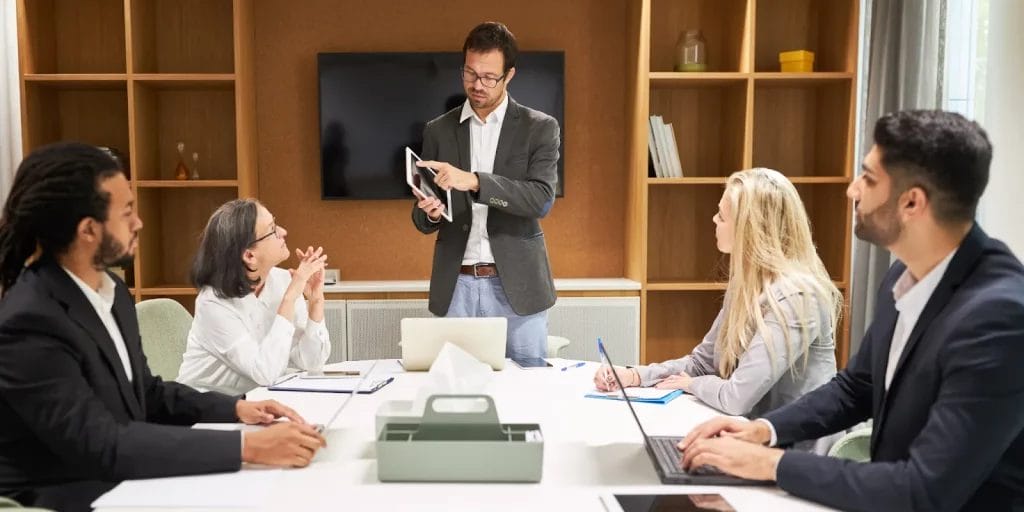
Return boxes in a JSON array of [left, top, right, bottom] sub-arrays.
[[979, 1, 1024, 257], [1, 0, 22, 205], [849, 0, 946, 354]]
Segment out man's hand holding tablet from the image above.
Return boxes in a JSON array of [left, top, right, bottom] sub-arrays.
[[406, 147, 453, 222]]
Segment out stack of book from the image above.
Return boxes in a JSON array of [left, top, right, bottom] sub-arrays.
[[648, 115, 683, 178]]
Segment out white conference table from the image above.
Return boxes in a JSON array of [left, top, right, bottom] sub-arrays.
[[95, 359, 836, 511]]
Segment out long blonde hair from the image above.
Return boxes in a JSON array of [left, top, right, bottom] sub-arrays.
[[716, 168, 842, 379]]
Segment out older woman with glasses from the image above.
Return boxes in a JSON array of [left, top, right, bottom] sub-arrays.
[[177, 199, 331, 395]]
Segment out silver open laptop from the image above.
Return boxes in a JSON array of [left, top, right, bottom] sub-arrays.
[[399, 317, 508, 371]]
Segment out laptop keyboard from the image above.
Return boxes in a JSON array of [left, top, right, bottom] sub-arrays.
[[651, 437, 725, 477]]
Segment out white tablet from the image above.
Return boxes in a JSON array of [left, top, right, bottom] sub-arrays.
[[405, 147, 452, 222]]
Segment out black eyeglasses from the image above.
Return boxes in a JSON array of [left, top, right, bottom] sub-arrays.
[[461, 67, 506, 88], [251, 224, 279, 245]]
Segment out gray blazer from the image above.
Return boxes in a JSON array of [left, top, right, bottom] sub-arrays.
[[637, 280, 837, 418], [412, 98, 560, 317]]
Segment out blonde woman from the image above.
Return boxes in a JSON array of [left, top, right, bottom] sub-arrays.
[[595, 168, 841, 418]]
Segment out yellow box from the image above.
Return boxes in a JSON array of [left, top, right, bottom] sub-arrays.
[[779, 50, 815, 73]]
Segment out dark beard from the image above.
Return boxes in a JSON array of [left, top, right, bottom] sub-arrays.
[[854, 195, 902, 246], [93, 231, 135, 270]]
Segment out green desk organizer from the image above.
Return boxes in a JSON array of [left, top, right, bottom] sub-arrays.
[[376, 394, 543, 482]]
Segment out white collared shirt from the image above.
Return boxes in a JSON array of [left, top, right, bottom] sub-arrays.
[[459, 93, 509, 265], [63, 268, 133, 382], [759, 248, 959, 448], [177, 267, 331, 395], [884, 249, 957, 390]]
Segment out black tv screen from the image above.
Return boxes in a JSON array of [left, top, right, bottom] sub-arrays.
[[318, 52, 565, 199]]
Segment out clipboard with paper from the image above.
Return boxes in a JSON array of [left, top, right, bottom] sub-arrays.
[[584, 387, 683, 404], [268, 374, 394, 394]]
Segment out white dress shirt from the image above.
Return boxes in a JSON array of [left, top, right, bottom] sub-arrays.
[[884, 249, 956, 390], [63, 268, 133, 382], [459, 93, 509, 265], [759, 248, 959, 447], [178, 267, 331, 395]]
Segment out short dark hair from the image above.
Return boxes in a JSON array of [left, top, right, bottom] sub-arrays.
[[463, 21, 518, 73], [190, 198, 262, 299], [873, 110, 992, 224], [0, 142, 122, 294]]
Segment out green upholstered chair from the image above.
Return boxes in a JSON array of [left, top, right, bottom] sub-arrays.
[[136, 298, 193, 381], [828, 427, 872, 463], [546, 335, 571, 358]]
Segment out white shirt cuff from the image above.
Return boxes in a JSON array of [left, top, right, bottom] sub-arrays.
[[757, 418, 778, 447]]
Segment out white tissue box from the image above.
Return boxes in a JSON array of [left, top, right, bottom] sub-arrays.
[[375, 400, 419, 434]]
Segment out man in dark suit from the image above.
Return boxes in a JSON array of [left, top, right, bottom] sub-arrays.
[[0, 143, 326, 510], [411, 22, 560, 360], [677, 110, 1024, 511]]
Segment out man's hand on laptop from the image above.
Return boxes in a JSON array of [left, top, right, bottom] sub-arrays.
[[236, 399, 307, 426], [242, 423, 327, 468], [677, 417, 772, 451], [680, 436, 782, 482]]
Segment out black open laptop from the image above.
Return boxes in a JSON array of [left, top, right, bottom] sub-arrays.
[[597, 340, 772, 486]]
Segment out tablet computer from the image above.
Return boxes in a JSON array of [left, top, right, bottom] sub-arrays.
[[405, 147, 453, 222], [512, 357, 553, 369]]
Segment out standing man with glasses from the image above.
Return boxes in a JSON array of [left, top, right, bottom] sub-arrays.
[[412, 22, 560, 360]]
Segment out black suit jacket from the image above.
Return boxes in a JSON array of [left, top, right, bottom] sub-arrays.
[[411, 98, 560, 316], [763, 225, 1024, 511], [0, 260, 243, 507]]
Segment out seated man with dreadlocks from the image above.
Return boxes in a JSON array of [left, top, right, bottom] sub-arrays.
[[0, 143, 326, 511]]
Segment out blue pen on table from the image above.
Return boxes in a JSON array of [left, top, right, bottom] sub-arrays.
[[560, 361, 586, 371]]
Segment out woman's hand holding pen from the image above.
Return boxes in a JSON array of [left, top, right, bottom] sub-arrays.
[[593, 366, 639, 391]]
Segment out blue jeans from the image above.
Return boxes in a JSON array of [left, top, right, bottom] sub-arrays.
[[445, 274, 548, 359]]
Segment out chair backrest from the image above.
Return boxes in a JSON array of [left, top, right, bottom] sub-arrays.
[[136, 298, 193, 381], [827, 427, 872, 462], [546, 335, 571, 358]]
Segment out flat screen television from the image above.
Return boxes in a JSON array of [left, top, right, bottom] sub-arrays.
[[318, 51, 565, 199]]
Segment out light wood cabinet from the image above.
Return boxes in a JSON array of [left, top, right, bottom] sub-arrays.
[[17, 0, 258, 312], [625, 0, 859, 365]]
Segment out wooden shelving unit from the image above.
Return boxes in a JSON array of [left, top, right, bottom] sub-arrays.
[[625, 0, 859, 365], [17, 0, 258, 313]]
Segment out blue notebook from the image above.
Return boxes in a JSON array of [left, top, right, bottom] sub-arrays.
[[268, 374, 394, 394], [585, 387, 683, 404]]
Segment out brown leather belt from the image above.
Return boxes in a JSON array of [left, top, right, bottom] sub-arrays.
[[459, 263, 498, 277]]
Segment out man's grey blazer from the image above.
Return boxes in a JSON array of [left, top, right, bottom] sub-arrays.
[[411, 98, 559, 317]]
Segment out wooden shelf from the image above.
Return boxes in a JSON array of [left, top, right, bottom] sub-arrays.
[[752, 79, 853, 177], [644, 290, 724, 363], [649, 80, 747, 177], [19, 0, 256, 310], [647, 185, 727, 283], [131, 83, 238, 181], [649, 72, 749, 86], [650, 0, 750, 73], [19, 0, 126, 74], [132, 74, 236, 88], [646, 281, 727, 291], [22, 81, 130, 155], [754, 0, 858, 73], [137, 188, 237, 289], [136, 180, 239, 188], [24, 74, 128, 86], [794, 183, 852, 281], [754, 72, 855, 85], [130, 0, 235, 74]]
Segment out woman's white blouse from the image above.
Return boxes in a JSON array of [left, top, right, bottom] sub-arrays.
[[177, 267, 331, 395]]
